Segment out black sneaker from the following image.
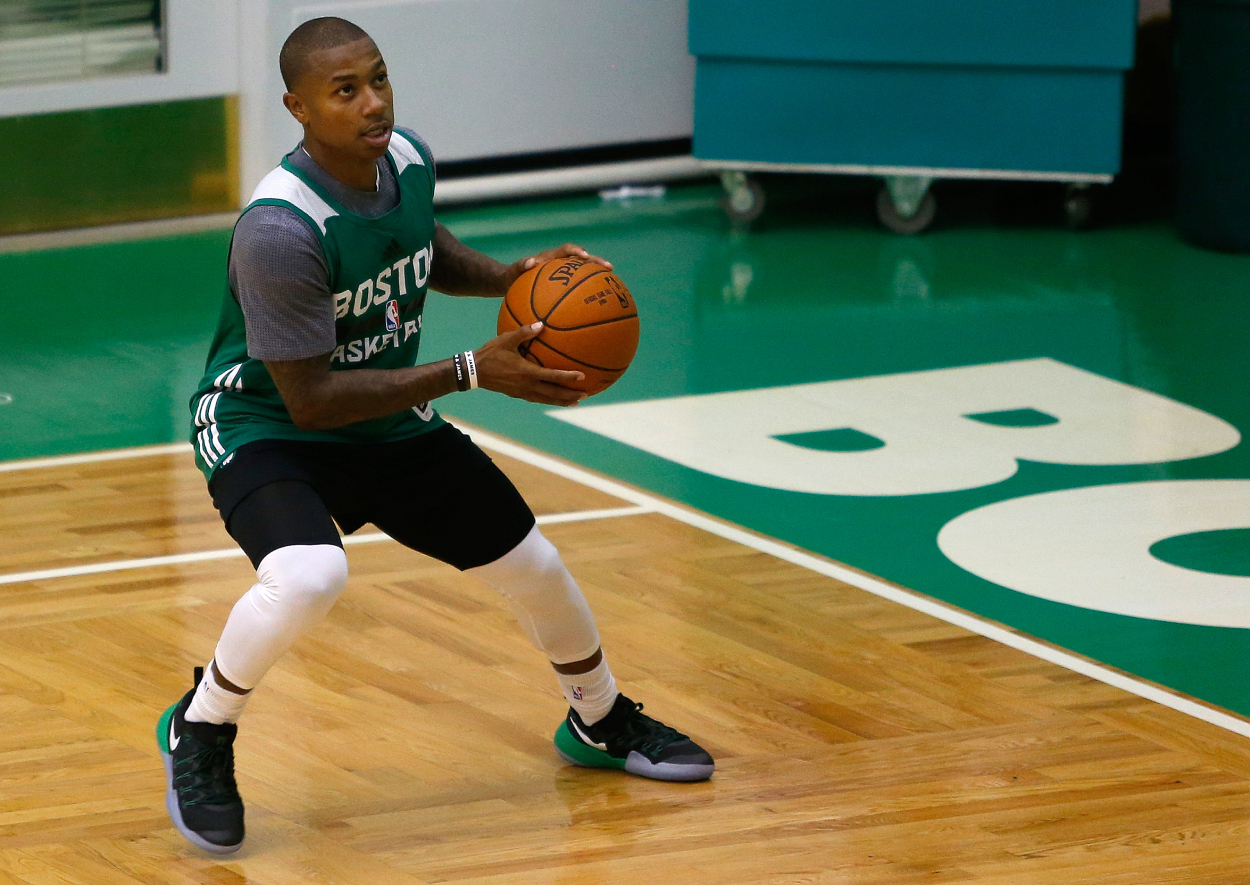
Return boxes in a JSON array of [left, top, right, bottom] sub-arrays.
[[554, 693, 714, 782], [155, 668, 245, 854]]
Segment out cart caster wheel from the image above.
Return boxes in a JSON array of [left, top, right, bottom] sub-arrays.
[[877, 185, 936, 235], [720, 171, 765, 224], [1064, 183, 1095, 230]]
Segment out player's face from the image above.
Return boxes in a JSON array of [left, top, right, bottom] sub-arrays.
[[293, 38, 395, 160]]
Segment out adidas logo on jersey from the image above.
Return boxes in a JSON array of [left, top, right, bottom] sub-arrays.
[[382, 238, 407, 264]]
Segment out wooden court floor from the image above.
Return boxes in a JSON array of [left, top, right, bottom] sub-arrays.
[[1, 427, 1249, 884]]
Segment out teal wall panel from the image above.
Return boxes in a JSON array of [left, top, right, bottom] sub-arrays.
[[689, 0, 1138, 69], [693, 60, 1125, 174]]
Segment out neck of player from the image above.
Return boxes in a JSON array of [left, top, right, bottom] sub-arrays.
[[303, 135, 379, 192]]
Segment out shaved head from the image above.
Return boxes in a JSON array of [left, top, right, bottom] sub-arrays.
[[280, 17, 373, 91]]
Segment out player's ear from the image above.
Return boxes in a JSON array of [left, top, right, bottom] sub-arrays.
[[283, 91, 308, 125]]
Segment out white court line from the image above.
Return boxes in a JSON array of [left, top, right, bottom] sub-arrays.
[[0, 504, 652, 587], [528, 505, 651, 526], [0, 443, 192, 473], [1, 547, 247, 586], [0, 213, 238, 256], [3, 431, 1249, 739]]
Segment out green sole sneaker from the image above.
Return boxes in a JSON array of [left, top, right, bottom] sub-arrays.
[[553, 695, 714, 782], [554, 720, 629, 770], [157, 671, 245, 855]]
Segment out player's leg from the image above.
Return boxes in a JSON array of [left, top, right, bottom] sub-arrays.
[[191, 479, 348, 722], [465, 523, 614, 718], [468, 523, 714, 782], [157, 477, 346, 854], [372, 426, 714, 782]]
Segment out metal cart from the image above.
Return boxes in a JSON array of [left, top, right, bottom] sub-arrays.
[[689, 0, 1139, 233]]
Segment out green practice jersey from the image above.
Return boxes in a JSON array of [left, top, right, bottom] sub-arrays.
[[189, 131, 444, 478]]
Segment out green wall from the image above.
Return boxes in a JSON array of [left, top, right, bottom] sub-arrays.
[[0, 96, 237, 236]]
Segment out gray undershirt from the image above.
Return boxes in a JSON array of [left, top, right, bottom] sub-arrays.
[[229, 128, 434, 361]]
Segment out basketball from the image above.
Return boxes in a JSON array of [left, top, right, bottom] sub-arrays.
[[498, 256, 640, 395]]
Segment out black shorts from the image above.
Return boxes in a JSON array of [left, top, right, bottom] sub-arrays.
[[208, 424, 535, 571]]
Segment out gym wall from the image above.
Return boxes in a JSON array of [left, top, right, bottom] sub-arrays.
[[0, 0, 241, 235], [0, 0, 695, 235], [241, 0, 695, 197]]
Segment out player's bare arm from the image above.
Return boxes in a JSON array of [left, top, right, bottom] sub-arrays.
[[266, 323, 585, 430], [430, 221, 613, 297]]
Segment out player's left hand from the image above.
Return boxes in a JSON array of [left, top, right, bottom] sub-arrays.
[[504, 244, 612, 290]]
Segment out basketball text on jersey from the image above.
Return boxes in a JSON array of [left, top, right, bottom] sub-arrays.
[[330, 316, 422, 365]]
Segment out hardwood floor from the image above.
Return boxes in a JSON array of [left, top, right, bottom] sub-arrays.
[[1, 434, 1249, 884]]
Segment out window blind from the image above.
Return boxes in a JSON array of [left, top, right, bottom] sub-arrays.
[[0, 1, 163, 88]]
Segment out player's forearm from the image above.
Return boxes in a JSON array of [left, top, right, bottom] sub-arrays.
[[429, 222, 510, 297], [278, 360, 461, 430]]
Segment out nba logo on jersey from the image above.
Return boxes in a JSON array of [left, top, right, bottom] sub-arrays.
[[384, 300, 400, 332]]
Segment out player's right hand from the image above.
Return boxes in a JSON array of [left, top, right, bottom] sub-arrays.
[[474, 323, 586, 407]]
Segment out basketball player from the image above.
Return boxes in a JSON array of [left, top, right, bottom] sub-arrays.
[[156, 17, 712, 855]]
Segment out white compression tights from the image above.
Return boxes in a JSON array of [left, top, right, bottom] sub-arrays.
[[212, 544, 349, 690], [200, 529, 614, 724], [468, 525, 601, 666]]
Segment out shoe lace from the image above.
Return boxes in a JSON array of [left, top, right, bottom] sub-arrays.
[[175, 742, 240, 806], [619, 702, 686, 756]]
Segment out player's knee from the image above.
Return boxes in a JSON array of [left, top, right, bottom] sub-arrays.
[[256, 544, 349, 614], [472, 525, 567, 600], [516, 531, 568, 589], [293, 546, 349, 603], [470, 527, 601, 663]]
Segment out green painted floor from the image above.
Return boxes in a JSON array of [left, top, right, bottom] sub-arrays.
[[3, 181, 1249, 718]]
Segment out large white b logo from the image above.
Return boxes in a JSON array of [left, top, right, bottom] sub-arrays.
[[939, 481, 1250, 628], [554, 359, 1239, 496]]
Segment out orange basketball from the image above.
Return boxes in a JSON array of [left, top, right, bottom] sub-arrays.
[[498, 256, 640, 395]]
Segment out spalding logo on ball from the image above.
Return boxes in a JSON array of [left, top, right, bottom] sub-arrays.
[[499, 257, 640, 395]]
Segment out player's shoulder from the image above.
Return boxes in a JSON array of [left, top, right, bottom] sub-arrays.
[[230, 204, 326, 282], [390, 127, 436, 180], [234, 203, 318, 247], [245, 165, 338, 236]]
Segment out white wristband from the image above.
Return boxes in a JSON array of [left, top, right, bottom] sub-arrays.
[[464, 350, 479, 390]]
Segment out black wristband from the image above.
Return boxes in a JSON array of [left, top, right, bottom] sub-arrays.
[[452, 353, 469, 392]]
